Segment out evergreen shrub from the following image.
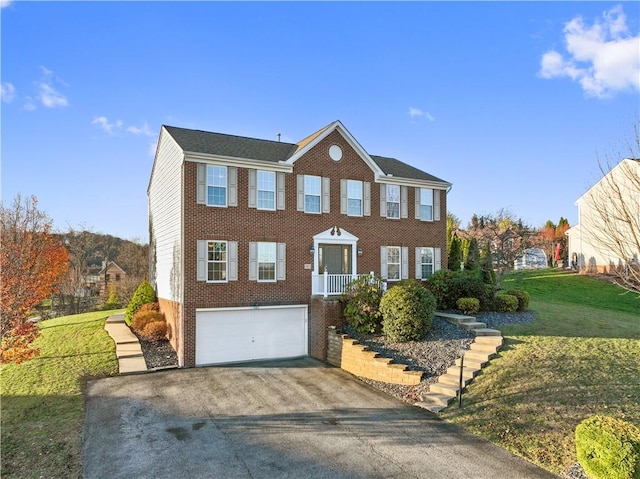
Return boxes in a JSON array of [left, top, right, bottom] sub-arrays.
[[125, 280, 156, 326], [493, 293, 518, 313], [505, 289, 530, 311], [456, 297, 480, 315], [341, 275, 384, 334], [575, 415, 640, 479], [380, 280, 436, 342]]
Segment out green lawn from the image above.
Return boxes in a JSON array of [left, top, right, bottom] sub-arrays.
[[441, 270, 640, 475], [1, 310, 120, 479]]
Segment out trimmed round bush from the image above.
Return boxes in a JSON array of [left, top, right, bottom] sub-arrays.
[[380, 280, 436, 342], [576, 415, 640, 479], [493, 293, 518, 313], [132, 310, 164, 334], [125, 280, 156, 326], [456, 297, 480, 315], [140, 320, 168, 342], [505, 289, 530, 312], [341, 275, 384, 334]]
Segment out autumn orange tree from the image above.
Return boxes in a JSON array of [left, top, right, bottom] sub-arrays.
[[1, 195, 69, 363]]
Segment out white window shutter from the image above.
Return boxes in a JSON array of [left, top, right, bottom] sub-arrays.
[[401, 186, 408, 219], [249, 242, 258, 281], [364, 182, 371, 216], [277, 172, 285, 210], [434, 247, 442, 271], [228, 241, 238, 281], [322, 177, 330, 213], [297, 175, 304, 211], [228, 166, 237, 207], [380, 246, 387, 279], [415, 247, 422, 279], [401, 246, 409, 279], [197, 164, 206, 205], [197, 240, 207, 281], [434, 190, 441, 221], [248, 169, 257, 208], [277, 243, 286, 281], [415, 187, 421, 220], [380, 184, 387, 217], [340, 179, 347, 214]]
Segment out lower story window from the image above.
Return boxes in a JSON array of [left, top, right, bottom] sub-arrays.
[[387, 246, 401, 280], [419, 247, 434, 279], [258, 242, 276, 282], [208, 241, 227, 282]]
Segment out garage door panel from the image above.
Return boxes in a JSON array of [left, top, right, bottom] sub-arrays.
[[195, 306, 308, 366]]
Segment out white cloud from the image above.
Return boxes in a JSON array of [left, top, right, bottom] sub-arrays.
[[408, 107, 435, 121], [539, 5, 640, 98], [1, 82, 15, 102], [127, 122, 154, 137], [38, 82, 68, 108], [92, 116, 123, 134], [1, 0, 13, 8]]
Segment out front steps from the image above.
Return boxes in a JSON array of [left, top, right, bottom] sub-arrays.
[[415, 313, 503, 414]]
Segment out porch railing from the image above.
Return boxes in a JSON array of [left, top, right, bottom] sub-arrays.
[[312, 272, 362, 298]]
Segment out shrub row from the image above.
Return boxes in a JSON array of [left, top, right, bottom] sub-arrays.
[[131, 303, 167, 342]]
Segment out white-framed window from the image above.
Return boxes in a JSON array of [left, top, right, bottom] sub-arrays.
[[207, 165, 227, 207], [249, 242, 286, 281], [419, 247, 434, 279], [304, 175, 321, 213], [257, 171, 276, 210], [419, 188, 433, 221], [387, 246, 401, 280], [207, 241, 227, 282], [386, 185, 400, 219], [347, 180, 363, 216], [257, 242, 277, 282]]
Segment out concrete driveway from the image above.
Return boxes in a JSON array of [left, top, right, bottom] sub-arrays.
[[83, 358, 557, 479]]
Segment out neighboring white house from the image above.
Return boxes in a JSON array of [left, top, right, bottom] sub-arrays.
[[566, 158, 640, 274]]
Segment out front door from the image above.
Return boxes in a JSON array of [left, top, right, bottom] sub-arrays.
[[319, 244, 352, 274]]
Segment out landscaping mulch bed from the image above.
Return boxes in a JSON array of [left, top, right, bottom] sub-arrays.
[[134, 333, 179, 369]]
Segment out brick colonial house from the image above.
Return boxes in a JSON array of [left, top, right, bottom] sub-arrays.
[[148, 121, 451, 367]]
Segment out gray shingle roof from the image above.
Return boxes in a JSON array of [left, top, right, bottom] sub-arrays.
[[163, 124, 448, 184]]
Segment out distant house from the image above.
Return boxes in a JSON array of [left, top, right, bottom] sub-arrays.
[[148, 120, 451, 368], [566, 158, 640, 274], [86, 261, 127, 296], [514, 248, 548, 270]]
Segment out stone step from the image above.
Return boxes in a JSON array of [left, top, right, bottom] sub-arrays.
[[434, 312, 475, 323], [414, 401, 448, 414], [473, 328, 502, 337], [438, 372, 474, 387], [419, 392, 456, 407], [462, 350, 496, 362], [460, 322, 487, 331], [455, 356, 487, 369], [430, 382, 462, 396], [446, 365, 480, 379], [473, 335, 504, 345], [468, 342, 500, 354]]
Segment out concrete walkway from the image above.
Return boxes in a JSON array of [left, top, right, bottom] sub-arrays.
[[104, 313, 147, 374]]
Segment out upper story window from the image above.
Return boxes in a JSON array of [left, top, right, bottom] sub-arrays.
[[304, 175, 322, 213], [386, 185, 400, 219], [257, 171, 276, 210], [347, 180, 363, 216], [207, 165, 227, 207], [419, 188, 433, 221]]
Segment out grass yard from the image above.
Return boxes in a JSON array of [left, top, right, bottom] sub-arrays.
[[1, 310, 120, 479], [441, 270, 640, 475]]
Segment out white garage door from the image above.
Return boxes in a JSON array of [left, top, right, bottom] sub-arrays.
[[195, 305, 308, 366]]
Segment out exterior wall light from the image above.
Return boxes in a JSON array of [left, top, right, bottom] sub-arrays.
[[357, 246, 363, 256], [309, 244, 315, 256]]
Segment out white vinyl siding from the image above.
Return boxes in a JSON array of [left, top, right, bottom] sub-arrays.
[[380, 246, 409, 281], [297, 175, 330, 213], [249, 242, 286, 281]]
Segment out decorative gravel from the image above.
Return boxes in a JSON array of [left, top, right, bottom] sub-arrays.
[[342, 311, 535, 404]]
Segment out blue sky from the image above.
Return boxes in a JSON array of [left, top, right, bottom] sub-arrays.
[[2, 1, 638, 241]]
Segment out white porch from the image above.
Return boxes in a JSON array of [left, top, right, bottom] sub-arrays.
[[310, 226, 361, 297]]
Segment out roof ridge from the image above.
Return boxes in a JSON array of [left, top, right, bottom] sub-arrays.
[[163, 125, 296, 146]]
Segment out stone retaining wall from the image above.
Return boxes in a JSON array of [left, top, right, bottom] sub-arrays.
[[327, 326, 422, 385]]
